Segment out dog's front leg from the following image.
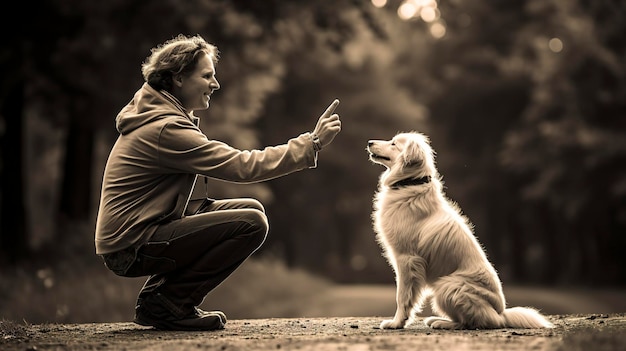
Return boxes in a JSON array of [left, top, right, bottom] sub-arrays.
[[380, 254, 426, 329]]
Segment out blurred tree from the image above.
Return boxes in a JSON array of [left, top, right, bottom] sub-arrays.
[[0, 0, 80, 262], [500, 0, 626, 284]]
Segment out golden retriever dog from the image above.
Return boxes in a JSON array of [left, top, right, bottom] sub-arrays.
[[367, 131, 553, 330]]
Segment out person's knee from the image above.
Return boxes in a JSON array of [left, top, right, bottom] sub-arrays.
[[242, 198, 265, 213], [245, 209, 269, 247]]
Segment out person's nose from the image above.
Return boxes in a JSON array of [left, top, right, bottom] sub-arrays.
[[211, 77, 220, 91]]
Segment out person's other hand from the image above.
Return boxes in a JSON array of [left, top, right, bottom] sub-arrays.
[[313, 99, 341, 149]]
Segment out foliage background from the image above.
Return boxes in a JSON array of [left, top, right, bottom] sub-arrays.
[[1, 0, 625, 322]]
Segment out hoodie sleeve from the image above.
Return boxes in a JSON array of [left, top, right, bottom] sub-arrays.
[[157, 119, 317, 183]]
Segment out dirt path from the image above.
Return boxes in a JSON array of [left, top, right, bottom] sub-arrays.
[[2, 314, 625, 351]]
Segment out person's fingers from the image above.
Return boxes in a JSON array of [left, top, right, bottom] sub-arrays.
[[328, 116, 341, 126], [319, 115, 340, 128], [326, 123, 341, 130], [321, 99, 340, 119]]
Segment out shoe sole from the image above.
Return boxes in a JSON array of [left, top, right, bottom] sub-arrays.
[[134, 316, 225, 331]]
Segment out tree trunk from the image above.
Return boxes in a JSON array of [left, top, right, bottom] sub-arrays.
[[58, 104, 93, 223], [0, 79, 29, 264]]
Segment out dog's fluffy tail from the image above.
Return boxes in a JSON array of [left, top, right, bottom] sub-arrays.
[[502, 307, 553, 328]]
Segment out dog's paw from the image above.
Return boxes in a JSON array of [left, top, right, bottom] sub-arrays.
[[379, 319, 405, 329], [424, 316, 459, 330]]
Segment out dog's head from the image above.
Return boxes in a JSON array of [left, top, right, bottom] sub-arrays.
[[367, 132, 436, 182]]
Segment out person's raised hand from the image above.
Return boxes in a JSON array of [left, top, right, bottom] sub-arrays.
[[312, 99, 341, 149]]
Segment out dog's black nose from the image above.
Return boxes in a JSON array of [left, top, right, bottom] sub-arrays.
[[368, 141, 374, 147]]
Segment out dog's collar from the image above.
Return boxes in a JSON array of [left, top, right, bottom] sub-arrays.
[[390, 176, 431, 189]]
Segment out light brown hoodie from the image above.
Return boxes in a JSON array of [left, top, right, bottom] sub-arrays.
[[95, 84, 317, 255]]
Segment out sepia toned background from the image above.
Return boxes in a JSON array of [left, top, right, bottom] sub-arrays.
[[1, 0, 625, 324]]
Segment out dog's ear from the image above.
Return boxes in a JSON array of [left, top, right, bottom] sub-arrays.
[[402, 139, 424, 168]]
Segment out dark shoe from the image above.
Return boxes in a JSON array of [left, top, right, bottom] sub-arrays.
[[134, 293, 226, 331], [195, 307, 227, 324]]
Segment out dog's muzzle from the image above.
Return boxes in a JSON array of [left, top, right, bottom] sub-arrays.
[[367, 142, 391, 161]]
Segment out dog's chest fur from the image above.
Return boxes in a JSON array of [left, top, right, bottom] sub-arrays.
[[372, 185, 436, 250]]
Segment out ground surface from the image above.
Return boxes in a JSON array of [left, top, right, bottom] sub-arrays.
[[1, 313, 625, 351]]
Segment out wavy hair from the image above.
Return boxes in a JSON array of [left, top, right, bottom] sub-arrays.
[[142, 34, 219, 91]]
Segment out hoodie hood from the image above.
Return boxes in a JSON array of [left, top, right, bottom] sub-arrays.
[[115, 83, 192, 135]]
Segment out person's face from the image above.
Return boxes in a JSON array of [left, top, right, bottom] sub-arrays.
[[174, 52, 220, 112]]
